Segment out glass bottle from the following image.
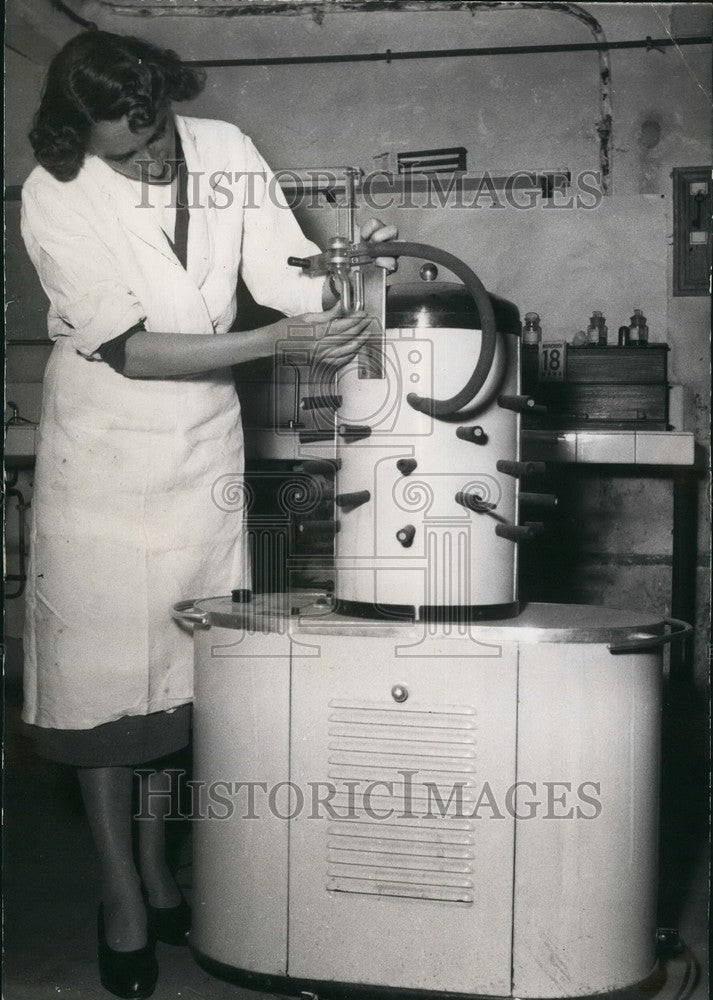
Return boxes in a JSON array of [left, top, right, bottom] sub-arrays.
[[586, 310, 607, 346], [522, 311, 542, 346], [629, 308, 648, 347]]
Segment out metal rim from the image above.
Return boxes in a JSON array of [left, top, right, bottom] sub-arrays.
[[184, 596, 672, 644]]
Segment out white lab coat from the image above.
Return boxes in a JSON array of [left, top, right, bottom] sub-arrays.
[[21, 115, 323, 729]]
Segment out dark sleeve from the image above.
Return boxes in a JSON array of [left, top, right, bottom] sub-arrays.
[[96, 322, 146, 375]]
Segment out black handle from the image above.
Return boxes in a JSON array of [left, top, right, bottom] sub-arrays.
[[497, 460, 547, 478], [335, 490, 371, 512], [498, 394, 547, 414], [338, 423, 372, 442], [519, 492, 558, 509], [608, 617, 693, 654], [294, 458, 341, 475], [495, 522, 542, 541], [396, 458, 418, 476], [455, 490, 496, 512], [298, 521, 340, 536], [288, 256, 312, 269], [301, 394, 343, 411], [298, 429, 337, 444], [456, 425, 487, 445], [396, 524, 416, 547]]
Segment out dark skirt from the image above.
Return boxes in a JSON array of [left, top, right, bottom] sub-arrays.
[[23, 705, 192, 767]]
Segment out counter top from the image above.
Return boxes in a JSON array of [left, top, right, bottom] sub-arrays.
[[521, 429, 696, 466]]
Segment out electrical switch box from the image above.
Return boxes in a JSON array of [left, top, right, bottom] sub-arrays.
[[673, 166, 711, 296]]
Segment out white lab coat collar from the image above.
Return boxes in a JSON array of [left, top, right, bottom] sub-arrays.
[[80, 114, 212, 285]]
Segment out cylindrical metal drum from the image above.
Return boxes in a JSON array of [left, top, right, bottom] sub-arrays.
[[334, 283, 522, 619], [178, 595, 689, 999]]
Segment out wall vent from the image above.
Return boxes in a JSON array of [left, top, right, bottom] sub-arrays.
[[397, 147, 468, 175]]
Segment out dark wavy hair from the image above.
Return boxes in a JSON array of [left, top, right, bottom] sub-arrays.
[[29, 31, 206, 181]]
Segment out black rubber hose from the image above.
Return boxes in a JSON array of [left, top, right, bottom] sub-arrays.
[[365, 240, 499, 418]]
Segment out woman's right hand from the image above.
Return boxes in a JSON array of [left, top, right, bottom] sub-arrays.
[[285, 301, 375, 369]]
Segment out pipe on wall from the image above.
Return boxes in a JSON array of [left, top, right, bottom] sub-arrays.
[[50, 0, 97, 30], [185, 35, 707, 65], [44, 0, 708, 192]]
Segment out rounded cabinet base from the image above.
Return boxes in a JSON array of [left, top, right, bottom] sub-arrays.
[[187, 596, 671, 999]]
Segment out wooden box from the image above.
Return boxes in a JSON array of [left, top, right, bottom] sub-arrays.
[[521, 345, 669, 430]]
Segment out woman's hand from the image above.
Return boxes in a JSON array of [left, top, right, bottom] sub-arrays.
[[361, 217, 398, 273], [320, 218, 399, 308], [286, 301, 374, 371], [121, 303, 372, 380]]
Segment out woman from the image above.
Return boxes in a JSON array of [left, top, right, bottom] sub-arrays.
[[21, 30, 396, 999]]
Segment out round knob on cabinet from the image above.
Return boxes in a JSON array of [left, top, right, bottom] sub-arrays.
[[391, 685, 409, 703]]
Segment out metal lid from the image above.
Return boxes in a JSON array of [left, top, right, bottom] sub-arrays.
[[189, 595, 664, 644], [386, 281, 520, 335]]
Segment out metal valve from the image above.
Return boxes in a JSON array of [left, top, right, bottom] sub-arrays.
[[300, 394, 343, 412], [396, 524, 416, 548], [294, 458, 341, 474], [497, 394, 547, 414], [497, 459, 547, 478], [419, 263, 438, 281], [456, 425, 488, 445], [338, 423, 372, 442], [495, 522, 544, 541], [335, 490, 371, 512], [520, 492, 558, 509], [298, 428, 337, 444], [455, 490, 496, 512], [286, 168, 372, 314], [298, 521, 340, 536]]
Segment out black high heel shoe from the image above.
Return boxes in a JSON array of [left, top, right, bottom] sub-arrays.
[[97, 905, 159, 999], [147, 894, 191, 947]]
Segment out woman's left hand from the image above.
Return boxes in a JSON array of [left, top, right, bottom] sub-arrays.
[[361, 218, 398, 274]]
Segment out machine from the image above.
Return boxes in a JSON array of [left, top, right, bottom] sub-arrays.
[[174, 174, 691, 998]]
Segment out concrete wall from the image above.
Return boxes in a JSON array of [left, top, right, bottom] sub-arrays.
[[4, 3, 711, 688]]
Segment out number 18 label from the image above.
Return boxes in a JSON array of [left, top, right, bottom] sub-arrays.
[[538, 340, 567, 382]]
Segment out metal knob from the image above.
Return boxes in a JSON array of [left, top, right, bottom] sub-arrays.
[[298, 521, 340, 536], [335, 490, 371, 512], [396, 524, 416, 548], [497, 394, 547, 414], [456, 425, 488, 445], [519, 492, 558, 509], [391, 685, 409, 703], [338, 424, 372, 442], [298, 429, 337, 444], [300, 394, 343, 412], [495, 522, 544, 542], [455, 490, 496, 512], [496, 459, 547, 478], [294, 458, 342, 475], [419, 263, 438, 281], [396, 458, 418, 476]]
